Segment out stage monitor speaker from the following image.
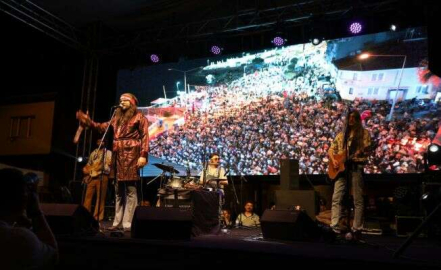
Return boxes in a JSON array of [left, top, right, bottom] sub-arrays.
[[279, 159, 299, 190], [131, 206, 192, 240], [274, 190, 319, 221], [261, 209, 320, 241], [40, 203, 98, 236]]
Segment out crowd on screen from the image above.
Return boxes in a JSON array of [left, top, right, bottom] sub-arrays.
[[149, 48, 439, 175]]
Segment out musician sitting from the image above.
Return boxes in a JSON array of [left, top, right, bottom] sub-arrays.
[[221, 209, 234, 228], [184, 153, 228, 190], [328, 109, 371, 235], [235, 201, 260, 228]]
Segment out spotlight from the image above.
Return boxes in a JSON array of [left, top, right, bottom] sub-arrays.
[[210, 45, 222, 55], [311, 38, 322, 46], [358, 53, 370, 60], [349, 22, 363, 34], [421, 191, 434, 213], [272, 36, 286, 47], [77, 156, 83, 163], [427, 144, 441, 170], [421, 187, 441, 214], [390, 24, 397, 31], [429, 144, 439, 153], [150, 54, 160, 63]]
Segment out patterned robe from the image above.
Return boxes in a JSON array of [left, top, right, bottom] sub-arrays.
[[92, 111, 149, 181]]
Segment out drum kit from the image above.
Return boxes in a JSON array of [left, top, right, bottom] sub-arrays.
[[150, 163, 225, 207], [151, 163, 223, 190], [151, 163, 183, 188], [150, 163, 198, 206], [151, 163, 227, 227]]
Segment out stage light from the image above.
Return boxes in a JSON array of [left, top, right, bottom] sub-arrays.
[[390, 24, 397, 31], [429, 144, 439, 153], [272, 36, 286, 47], [427, 144, 441, 170], [77, 156, 83, 163], [421, 191, 433, 212], [358, 53, 370, 59], [210, 45, 222, 55], [312, 38, 322, 46], [349, 22, 362, 34], [421, 187, 441, 214], [150, 54, 160, 63]]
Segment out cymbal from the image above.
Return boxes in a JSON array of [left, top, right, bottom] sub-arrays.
[[153, 163, 179, 174]]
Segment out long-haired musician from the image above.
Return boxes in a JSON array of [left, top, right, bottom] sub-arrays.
[[77, 93, 149, 232], [328, 109, 371, 235]]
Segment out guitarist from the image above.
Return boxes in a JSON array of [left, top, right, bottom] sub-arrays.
[[82, 139, 112, 222], [328, 109, 371, 235]]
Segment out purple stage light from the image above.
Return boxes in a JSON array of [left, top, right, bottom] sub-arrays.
[[272, 36, 285, 46], [211, 45, 221, 55], [150, 54, 160, 63], [349, 22, 362, 34]]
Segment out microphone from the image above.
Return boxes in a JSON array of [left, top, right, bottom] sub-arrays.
[[112, 105, 122, 109]]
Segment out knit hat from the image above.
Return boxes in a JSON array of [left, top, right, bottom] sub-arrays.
[[120, 93, 138, 106]]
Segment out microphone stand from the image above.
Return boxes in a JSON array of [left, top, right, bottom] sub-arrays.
[[226, 163, 240, 206], [146, 172, 165, 187], [148, 164, 172, 207], [201, 139, 208, 188], [234, 163, 248, 228], [202, 159, 208, 188], [201, 121, 210, 188], [224, 164, 239, 230], [225, 159, 240, 217], [186, 161, 191, 181], [94, 107, 118, 230]]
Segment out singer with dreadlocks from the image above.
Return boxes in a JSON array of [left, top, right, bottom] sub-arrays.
[[76, 93, 149, 232], [328, 109, 371, 238]]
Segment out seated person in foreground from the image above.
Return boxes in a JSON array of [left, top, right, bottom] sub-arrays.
[[0, 168, 58, 269], [221, 209, 234, 228], [235, 201, 260, 228]]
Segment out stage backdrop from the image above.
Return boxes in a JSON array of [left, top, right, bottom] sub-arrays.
[[117, 27, 440, 176]]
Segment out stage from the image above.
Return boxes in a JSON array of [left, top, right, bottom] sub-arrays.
[[56, 222, 441, 270]]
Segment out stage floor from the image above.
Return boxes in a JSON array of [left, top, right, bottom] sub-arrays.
[[56, 221, 441, 270]]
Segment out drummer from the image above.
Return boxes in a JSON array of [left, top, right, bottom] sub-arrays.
[[185, 153, 228, 190]]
